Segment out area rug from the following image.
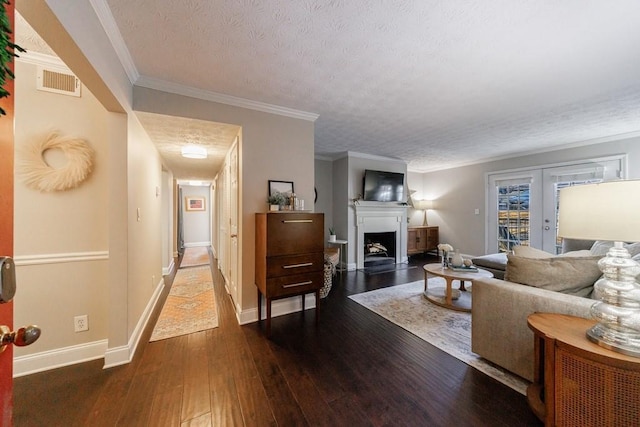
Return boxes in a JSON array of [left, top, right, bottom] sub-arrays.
[[349, 280, 528, 395], [150, 265, 218, 341], [180, 246, 210, 268]]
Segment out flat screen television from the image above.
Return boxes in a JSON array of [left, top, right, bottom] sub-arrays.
[[362, 169, 405, 202]]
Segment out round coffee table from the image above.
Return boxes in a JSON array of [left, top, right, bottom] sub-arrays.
[[423, 263, 494, 312]]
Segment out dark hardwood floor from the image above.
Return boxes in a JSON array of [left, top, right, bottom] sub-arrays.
[[14, 253, 542, 426]]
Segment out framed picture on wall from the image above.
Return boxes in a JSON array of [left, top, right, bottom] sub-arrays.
[[268, 180, 294, 197], [186, 196, 205, 211]]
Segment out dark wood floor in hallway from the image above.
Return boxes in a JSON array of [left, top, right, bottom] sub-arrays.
[[14, 254, 541, 426]]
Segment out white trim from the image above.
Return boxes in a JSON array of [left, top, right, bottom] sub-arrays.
[[162, 258, 175, 276], [333, 151, 407, 163], [103, 277, 165, 369], [89, 0, 140, 83], [135, 76, 319, 122], [237, 294, 318, 325], [14, 340, 108, 377], [354, 204, 407, 270], [17, 51, 70, 72], [183, 242, 211, 248], [14, 251, 109, 266]]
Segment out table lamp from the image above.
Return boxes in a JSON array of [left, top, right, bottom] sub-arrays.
[[414, 199, 434, 226], [558, 180, 640, 356]]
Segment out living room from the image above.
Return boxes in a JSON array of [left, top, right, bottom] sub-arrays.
[[5, 1, 640, 424]]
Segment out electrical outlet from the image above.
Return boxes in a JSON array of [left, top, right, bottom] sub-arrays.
[[74, 315, 89, 332]]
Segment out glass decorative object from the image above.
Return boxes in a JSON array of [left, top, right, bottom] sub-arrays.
[[558, 180, 640, 357]]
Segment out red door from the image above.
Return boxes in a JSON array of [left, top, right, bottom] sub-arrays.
[[0, 2, 15, 424]]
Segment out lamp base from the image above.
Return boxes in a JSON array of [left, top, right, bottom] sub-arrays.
[[586, 323, 640, 357]]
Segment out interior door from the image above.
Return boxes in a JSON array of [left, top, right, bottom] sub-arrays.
[[228, 140, 239, 309], [0, 2, 15, 421]]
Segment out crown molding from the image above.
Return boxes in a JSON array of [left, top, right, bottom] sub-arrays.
[[331, 151, 406, 164], [412, 130, 640, 174], [89, 0, 139, 84], [135, 75, 320, 122], [17, 51, 69, 72]]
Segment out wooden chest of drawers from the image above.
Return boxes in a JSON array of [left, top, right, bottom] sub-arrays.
[[407, 226, 439, 256], [255, 212, 324, 335]]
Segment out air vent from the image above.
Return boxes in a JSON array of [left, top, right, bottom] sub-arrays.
[[36, 66, 81, 97]]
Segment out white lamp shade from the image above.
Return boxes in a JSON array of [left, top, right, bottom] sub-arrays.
[[414, 199, 434, 210], [558, 180, 640, 242]]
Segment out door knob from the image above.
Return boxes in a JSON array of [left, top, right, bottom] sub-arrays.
[[0, 325, 41, 352]]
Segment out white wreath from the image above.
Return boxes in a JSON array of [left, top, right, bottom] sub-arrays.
[[19, 132, 95, 192]]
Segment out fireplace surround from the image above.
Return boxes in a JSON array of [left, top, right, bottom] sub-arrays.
[[355, 204, 407, 269]]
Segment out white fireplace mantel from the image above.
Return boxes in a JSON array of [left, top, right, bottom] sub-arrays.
[[355, 203, 408, 269]]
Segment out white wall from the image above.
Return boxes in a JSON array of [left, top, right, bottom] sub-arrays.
[[417, 138, 640, 257], [181, 184, 211, 246]]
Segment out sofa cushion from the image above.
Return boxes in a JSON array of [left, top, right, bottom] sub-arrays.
[[513, 245, 552, 258], [505, 253, 602, 297], [472, 252, 507, 268], [590, 240, 640, 257], [561, 238, 595, 253], [513, 245, 592, 258]]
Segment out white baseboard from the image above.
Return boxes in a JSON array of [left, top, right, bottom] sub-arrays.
[[14, 339, 108, 377], [162, 258, 175, 275], [104, 277, 165, 369], [184, 242, 211, 248], [237, 294, 317, 325]]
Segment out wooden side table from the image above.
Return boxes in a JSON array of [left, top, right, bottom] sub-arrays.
[[527, 313, 640, 426]]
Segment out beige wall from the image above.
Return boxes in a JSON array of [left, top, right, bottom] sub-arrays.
[[133, 86, 315, 318], [13, 60, 109, 357], [126, 115, 165, 339], [17, 4, 169, 369], [416, 138, 640, 256]]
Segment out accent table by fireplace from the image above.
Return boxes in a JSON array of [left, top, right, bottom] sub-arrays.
[[422, 263, 493, 312], [327, 239, 347, 275]]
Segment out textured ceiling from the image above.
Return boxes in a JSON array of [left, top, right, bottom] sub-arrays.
[[135, 112, 240, 181], [29, 2, 640, 175]]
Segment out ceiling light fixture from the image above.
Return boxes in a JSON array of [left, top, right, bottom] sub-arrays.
[[181, 145, 207, 159]]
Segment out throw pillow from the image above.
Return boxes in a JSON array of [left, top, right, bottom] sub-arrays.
[[512, 245, 553, 258], [505, 253, 602, 297], [590, 241, 640, 257]]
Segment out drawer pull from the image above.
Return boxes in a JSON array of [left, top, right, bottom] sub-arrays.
[[282, 262, 313, 269], [282, 280, 313, 288], [282, 219, 313, 223]]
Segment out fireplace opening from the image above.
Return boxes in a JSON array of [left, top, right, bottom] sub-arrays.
[[363, 232, 396, 267]]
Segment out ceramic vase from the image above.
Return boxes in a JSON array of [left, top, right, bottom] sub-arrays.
[[451, 250, 463, 267]]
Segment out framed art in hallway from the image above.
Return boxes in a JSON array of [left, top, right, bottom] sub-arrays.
[[186, 196, 205, 211]]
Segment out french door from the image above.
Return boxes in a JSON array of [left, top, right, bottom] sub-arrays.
[[488, 157, 624, 254]]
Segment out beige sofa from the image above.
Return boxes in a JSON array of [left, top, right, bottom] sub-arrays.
[[471, 238, 600, 382], [471, 277, 593, 381]]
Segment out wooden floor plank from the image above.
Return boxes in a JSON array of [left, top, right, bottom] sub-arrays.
[[181, 331, 212, 422]]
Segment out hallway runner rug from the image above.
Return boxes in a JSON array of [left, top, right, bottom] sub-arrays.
[[150, 265, 218, 341], [349, 280, 528, 395], [180, 246, 211, 268]]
